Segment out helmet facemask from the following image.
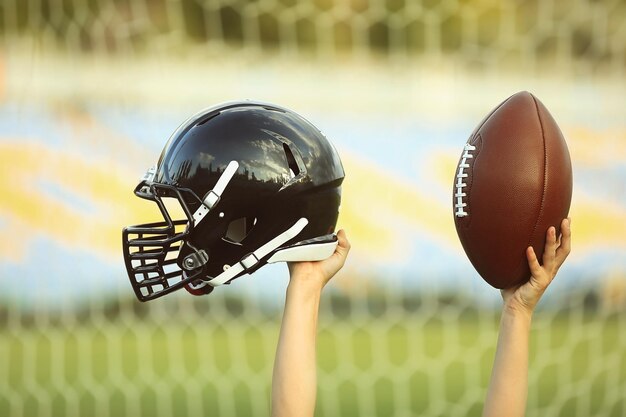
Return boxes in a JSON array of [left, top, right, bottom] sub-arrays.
[[122, 179, 208, 301]]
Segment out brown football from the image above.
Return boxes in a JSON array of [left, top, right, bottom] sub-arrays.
[[453, 91, 573, 289]]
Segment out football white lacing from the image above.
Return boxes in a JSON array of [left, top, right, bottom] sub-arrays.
[[455, 143, 476, 217]]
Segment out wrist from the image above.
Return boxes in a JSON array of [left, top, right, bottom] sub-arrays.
[[502, 299, 534, 321], [287, 277, 324, 298]]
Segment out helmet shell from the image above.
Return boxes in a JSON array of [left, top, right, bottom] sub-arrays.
[[153, 101, 344, 280]]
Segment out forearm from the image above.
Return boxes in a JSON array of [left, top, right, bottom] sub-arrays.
[[271, 281, 322, 417], [482, 306, 532, 417]]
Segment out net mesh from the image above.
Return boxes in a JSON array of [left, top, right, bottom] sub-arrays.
[[2, 0, 625, 72]]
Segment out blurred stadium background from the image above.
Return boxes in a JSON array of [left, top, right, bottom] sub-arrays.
[[1, 0, 625, 416]]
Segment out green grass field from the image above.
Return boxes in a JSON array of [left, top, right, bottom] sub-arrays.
[[2, 314, 625, 417]]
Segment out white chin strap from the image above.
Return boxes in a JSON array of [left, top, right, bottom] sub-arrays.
[[204, 217, 310, 287], [190, 218, 338, 290], [193, 160, 239, 225]]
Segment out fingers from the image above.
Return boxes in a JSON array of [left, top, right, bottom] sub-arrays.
[[526, 245, 553, 291], [333, 229, 351, 266], [526, 218, 571, 281], [542, 226, 558, 271], [336, 229, 351, 252], [515, 220, 571, 313], [555, 217, 571, 267], [526, 246, 543, 278]]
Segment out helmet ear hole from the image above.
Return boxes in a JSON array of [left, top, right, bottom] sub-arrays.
[[223, 216, 257, 243], [283, 143, 301, 178]]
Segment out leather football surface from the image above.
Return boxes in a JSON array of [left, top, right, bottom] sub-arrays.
[[453, 91, 573, 289]]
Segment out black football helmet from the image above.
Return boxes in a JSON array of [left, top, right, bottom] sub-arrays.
[[122, 101, 344, 301]]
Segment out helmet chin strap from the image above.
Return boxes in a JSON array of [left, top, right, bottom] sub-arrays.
[[192, 160, 240, 225], [201, 217, 310, 287]]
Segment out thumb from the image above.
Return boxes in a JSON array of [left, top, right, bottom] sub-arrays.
[[332, 229, 351, 263]]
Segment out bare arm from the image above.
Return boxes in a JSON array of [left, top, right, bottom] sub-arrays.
[[271, 230, 351, 417], [482, 218, 571, 417]]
